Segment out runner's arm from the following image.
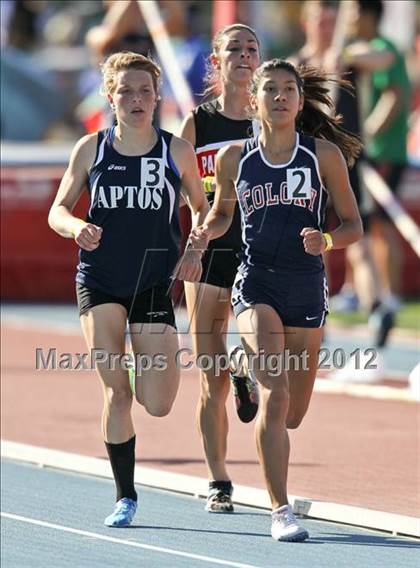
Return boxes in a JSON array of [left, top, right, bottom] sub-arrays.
[[48, 135, 102, 251]]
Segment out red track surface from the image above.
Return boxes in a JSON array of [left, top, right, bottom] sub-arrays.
[[2, 324, 419, 517]]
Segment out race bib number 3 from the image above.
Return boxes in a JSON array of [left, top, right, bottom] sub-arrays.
[[141, 158, 165, 189], [286, 168, 312, 200]]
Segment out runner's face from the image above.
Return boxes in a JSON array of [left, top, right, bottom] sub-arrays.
[[110, 70, 157, 127], [216, 30, 260, 86], [255, 69, 303, 126]]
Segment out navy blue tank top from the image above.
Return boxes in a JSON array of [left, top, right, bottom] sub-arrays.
[[76, 126, 182, 296], [235, 133, 328, 273]]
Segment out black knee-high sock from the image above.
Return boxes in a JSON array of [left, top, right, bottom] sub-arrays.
[[105, 435, 137, 502]]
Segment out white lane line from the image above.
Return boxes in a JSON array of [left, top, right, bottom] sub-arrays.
[[1, 512, 260, 568]]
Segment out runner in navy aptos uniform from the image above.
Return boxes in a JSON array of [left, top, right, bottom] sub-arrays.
[[192, 60, 363, 541], [49, 52, 208, 528]]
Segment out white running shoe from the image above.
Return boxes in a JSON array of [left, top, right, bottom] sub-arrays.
[[271, 505, 309, 542]]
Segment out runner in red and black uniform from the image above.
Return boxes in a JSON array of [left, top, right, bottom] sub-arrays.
[[179, 24, 261, 513]]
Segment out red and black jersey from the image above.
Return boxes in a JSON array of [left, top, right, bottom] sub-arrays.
[[193, 99, 254, 178], [193, 99, 256, 251]]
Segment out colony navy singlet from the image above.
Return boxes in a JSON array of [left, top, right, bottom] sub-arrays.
[[76, 126, 182, 297], [235, 133, 328, 273]]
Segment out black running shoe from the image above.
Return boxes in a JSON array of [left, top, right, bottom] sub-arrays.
[[229, 345, 259, 423], [230, 373, 259, 423], [205, 485, 234, 513], [369, 304, 395, 348]]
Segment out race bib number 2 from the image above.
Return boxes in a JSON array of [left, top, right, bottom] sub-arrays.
[[286, 168, 312, 200], [141, 158, 165, 189]]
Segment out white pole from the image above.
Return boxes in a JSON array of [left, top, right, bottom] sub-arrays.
[[329, 0, 354, 104], [137, 0, 195, 117], [361, 163, 420, 258]]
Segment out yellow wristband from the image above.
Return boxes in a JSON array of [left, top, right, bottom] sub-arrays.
[[323, 232, 333, 252], [202, 176, 215, 194]]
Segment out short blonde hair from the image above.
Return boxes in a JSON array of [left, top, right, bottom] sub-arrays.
[[101, 51, 161, 95]]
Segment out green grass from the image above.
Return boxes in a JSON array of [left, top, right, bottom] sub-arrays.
[[329, 301, 420, 331]]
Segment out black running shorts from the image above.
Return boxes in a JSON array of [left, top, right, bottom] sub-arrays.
[[200, 246, 241, 289], [76, 282, 176, 327]]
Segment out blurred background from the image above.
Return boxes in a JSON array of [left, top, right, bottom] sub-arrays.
[[1, 0, 419, 372], [1, 1, 419, 526]]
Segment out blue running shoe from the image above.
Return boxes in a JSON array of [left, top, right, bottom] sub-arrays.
[[104, 498, 137, 527]]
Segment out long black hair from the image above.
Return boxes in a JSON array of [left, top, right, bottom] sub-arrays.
[[250, 59, 363, 166]]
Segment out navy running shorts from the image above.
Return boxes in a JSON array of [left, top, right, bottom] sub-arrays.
[[231, 264, 329, 328], [76, 282, 176, 327]]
